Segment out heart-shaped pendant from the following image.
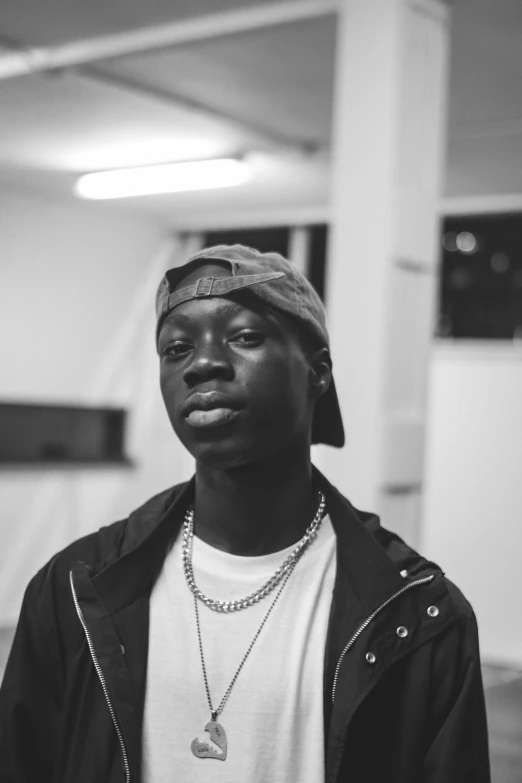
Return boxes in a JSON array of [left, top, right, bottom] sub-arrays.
[[191, 719, 227, 761]]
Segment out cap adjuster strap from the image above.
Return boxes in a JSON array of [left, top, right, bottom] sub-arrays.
[[194, 277, 215, 297], [165, 271, 285, 311], [213, 271, 285, 292]]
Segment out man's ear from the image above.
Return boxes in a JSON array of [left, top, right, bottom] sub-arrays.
[[309, 347, 333, 400]]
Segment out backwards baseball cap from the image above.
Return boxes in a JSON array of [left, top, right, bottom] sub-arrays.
[[155, 244, 344, 448]]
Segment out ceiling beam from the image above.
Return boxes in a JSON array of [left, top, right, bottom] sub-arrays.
[[441, 193, 522, 216], [0, 0, 340, 80], [79, 65, 320, 153]]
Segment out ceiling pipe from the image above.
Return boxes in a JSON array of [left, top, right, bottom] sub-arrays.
[[0, 0, 340, 80]]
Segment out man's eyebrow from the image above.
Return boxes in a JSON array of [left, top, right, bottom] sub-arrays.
[[163, 311, 191, 325]]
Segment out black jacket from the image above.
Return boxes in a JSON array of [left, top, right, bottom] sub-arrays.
[[0, 470, 490, 782]]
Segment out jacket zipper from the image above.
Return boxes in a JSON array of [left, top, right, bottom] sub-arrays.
[[69, 571, 131, 783], [331, 574, 435, 704]]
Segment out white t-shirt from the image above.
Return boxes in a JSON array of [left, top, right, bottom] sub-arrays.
[[142, 514, 337, 783]]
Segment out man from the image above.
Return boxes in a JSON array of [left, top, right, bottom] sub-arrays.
[[0, 244, 490, 782]]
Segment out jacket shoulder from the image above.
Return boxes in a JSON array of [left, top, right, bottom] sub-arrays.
[[362, 510, 475, 624], [320, 470, 477, 625], [442, 576, 475, 625], [29, 481, 187, 595], [6, 482, 189, 687]]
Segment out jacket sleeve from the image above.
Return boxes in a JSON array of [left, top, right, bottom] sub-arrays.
[[0, 569, 63, 782], [423, 611, 491, 783]]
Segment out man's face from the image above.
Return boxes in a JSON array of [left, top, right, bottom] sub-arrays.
[[158, 264, 319, 469]]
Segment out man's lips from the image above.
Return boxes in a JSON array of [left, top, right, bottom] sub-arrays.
[[182, 391, 242, 427], [185, 408, 240, 428]]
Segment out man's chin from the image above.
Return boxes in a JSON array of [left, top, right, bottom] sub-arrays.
[[193, 438, 302, 474], [193, 442, 258, 471], [172, 417, 303, 470]]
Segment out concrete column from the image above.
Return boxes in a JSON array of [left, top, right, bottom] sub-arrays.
[[316, 0, 450, 546]]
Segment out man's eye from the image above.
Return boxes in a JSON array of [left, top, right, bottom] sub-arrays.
[[163, 341, 192, 358], [232, 331, 265, 346]]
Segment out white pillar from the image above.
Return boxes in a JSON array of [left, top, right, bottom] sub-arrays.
[[316, 0, 450, 546]]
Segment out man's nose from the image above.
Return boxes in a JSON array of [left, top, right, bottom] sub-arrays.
[[183, 340, 234, 385]]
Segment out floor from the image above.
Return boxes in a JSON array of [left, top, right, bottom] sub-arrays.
[[0, 625, 521, 780], [0, 626, 13, 677], [483, 665, 522, 782]]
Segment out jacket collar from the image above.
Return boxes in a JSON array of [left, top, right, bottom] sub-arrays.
[[91, 477, 194, 614], [313, 468, 406, 610], [90, 467, 406, 616]]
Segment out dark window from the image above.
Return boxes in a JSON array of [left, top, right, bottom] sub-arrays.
[[203, 225, 329, 300], [203, 227, 289, 257], [0, 403, 129, 466], [438, 213, 522, 339], [308, 224, 328, 303]]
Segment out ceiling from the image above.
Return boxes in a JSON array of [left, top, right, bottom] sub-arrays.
[[0, 0, 298, 47], [0, 0, 521, 227], [445, 0, 522, 199]]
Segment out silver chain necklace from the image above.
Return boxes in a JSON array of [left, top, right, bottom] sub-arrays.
[[185, 495, 327, 760], [182, 491, 326, 613]]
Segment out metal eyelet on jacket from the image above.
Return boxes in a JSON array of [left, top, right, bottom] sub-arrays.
[[332, 573, 436, 705], [365, 652, 376, 664], [400, 569, 408, 578], [427, 605, 439, 617], [396, 626, 408, 638]]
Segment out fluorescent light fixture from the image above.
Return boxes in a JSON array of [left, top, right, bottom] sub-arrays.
[[75, 158, 248, 200]]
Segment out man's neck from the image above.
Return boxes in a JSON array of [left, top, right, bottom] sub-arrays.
[[192, 447, 317, 556]]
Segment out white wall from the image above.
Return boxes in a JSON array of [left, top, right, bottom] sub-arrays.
[[422, 341, 522, 667], [0, 190, 163, 401], [0, 191, 195, 624]]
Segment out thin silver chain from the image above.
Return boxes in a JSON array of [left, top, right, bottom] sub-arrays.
[[182, 491, 326, 613], [193, 558, 298, 720], [189, 495, 327, 719]]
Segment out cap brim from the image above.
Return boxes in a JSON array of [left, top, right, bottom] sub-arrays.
[[311, 375, 345, 448]]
